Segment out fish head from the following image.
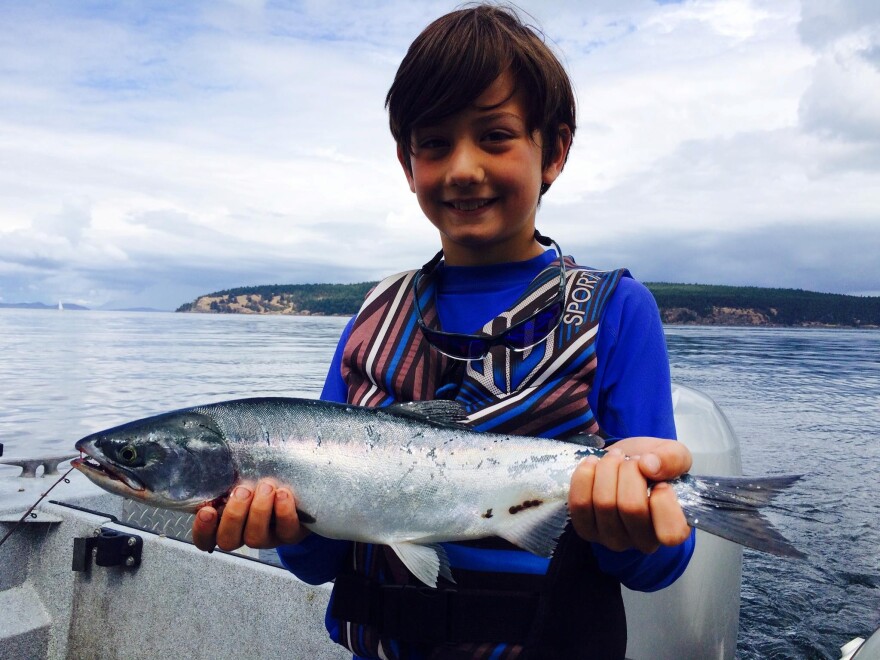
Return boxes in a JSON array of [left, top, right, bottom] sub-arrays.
[[72, 411, 237, 511]]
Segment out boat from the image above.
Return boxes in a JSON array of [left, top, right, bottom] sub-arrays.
[[0, 385, 759, 658], [840, 625, 880, 660], [57, 301, 63, 311]]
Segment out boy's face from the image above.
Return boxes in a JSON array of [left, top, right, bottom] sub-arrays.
[[399, 71, 568, 265]]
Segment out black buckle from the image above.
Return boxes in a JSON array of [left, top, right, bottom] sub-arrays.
[[72, 527, 143, 572]]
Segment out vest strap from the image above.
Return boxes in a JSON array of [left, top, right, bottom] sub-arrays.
[[331, 573, 539, 644]]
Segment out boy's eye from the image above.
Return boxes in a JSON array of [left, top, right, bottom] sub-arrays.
[[483, 130, 513, 143], [415, 137, 448, 150]]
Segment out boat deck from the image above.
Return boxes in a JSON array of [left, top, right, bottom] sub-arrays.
[[1, 472, 347, 659]]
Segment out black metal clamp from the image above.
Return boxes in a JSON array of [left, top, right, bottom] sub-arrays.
[[72, 527, 143, 572]]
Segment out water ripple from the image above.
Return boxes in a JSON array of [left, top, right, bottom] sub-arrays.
[[666, 326, 880, 659]]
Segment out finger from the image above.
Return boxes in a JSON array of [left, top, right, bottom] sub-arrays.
[[569, 456, 599, 542], [274, 488, 309, 545], [216, 484, 253, 551], [649, 482, 692, 546], [617, 457, 659, 554], [243, 480, 277, 549], [592, 450, 629, 551], [192, 506, 219, 552], [638, 442, 692, 482]]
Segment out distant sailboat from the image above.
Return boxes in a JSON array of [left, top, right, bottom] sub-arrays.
[[58, 301, 63, 311]]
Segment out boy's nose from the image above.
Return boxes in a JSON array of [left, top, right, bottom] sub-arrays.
[[445, 143, 485, 187]]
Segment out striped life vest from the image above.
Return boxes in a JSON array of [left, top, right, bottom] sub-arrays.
[[332, 258, 630, 659]]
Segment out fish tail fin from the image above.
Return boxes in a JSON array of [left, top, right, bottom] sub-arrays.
[[675, 474, 806, 559]]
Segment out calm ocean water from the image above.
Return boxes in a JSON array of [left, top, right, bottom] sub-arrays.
[[1, 310, 878, 658]]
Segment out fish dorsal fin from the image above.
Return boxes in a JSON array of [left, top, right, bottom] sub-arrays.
[[384, 400, 469, 427], [389, 542, 455, 588], [495, 499, 569, 558]]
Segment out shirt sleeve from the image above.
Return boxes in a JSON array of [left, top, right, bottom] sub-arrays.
[[588, 277, 677, 440], [276, 317, 357, 584], [587, 277, 696, 592], [319, 316, 357, 403]]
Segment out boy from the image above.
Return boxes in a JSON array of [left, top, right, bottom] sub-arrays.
[[193, 5, 694, 658]]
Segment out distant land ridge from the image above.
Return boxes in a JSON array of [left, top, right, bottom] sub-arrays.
[[176, 282, 880, 328], [176, 283, 375, 317], [0, 301, 89, 310], [0, 302, 166, 312]]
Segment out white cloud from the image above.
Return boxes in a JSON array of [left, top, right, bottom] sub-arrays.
[[0, 0, 878, 309], [799, 29, 880, 144]]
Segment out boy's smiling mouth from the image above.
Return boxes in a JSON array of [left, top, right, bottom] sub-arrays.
[[445, 198, 496, 211]]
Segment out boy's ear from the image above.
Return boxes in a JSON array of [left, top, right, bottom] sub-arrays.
[[542, 124, 573, 187], [397, 144, 416, 193]]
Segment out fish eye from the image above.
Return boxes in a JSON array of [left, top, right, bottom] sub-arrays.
[[120, 445, 138, 463]]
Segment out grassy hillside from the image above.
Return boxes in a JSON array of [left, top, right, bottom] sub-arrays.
[[176, 282, 375, 316], [176, 281, 880, 327], [648, 283, 880, 326]]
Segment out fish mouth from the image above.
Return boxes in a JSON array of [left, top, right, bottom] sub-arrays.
[[71, 454, 145, 493]]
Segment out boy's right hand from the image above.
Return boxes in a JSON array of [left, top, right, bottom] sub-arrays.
[[192, 479, 309, 552]]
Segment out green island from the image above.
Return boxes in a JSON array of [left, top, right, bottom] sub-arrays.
[[176, 282, 880, 328]]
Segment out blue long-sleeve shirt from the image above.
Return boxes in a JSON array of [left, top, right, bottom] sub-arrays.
[[278, 251, 694, 592]]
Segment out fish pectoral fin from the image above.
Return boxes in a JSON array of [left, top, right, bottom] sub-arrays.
[[389, 542, 454, 588], [495, 500, 569, 558]]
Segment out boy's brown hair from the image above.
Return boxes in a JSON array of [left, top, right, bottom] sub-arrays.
[[386, 4, 577, 194]]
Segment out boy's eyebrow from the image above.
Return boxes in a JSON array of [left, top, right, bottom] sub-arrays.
[[473, 110, 525, 124], [414, 110, 526, 134]]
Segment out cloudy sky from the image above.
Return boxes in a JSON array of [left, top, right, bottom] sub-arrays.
[[1, 0, 878, 310]]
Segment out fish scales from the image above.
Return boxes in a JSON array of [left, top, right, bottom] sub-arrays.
[[72, 396, 805, 587], [192, 399, 579, 546]]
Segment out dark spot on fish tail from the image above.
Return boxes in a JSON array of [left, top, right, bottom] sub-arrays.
[[509, 499, 543, 515], [296, 508, 316, 524], [482, 509, 493, 519]]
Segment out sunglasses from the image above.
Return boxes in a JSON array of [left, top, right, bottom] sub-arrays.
[[412, 231, 567, 361]]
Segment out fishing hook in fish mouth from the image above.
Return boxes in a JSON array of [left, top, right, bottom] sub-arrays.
[[71, 455, 145, 492]]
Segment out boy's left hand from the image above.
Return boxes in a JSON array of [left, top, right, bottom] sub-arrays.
[[569, 437, 692, 554]]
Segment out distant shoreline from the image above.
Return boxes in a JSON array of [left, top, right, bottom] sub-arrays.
[[0, 303, 167, 313], [175, 281, 880, 329], [6, 280, 879, 328], [3, 305, 876, 329]]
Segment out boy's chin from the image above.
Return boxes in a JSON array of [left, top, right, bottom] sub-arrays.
[[439, 227, 540, 264]]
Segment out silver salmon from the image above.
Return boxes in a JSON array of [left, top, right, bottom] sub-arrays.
[[72, 397, 803, 587]]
